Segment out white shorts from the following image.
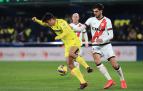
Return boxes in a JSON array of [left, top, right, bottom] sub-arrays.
[[92, 43, 115, 60]]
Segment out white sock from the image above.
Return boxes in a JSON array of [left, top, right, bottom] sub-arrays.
[[97, 64, 112, 80], [116, 67, 125, 81], [74, 61, 80, 69]]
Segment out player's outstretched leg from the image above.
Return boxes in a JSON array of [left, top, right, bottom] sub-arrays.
[[109, 57, 127, 89], [71, 67, 88, 89], [96, 63, 115, 89], [68, 47, 88, 89], [117, 66, 127, 89], [93, 53, 115, 89], [68, 57, 87, 89], [76, 56, 93, 73]]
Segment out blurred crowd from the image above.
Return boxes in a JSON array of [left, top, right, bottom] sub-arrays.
[[113, 16, 143, 41], [0, 15, 143, 43], [0, 16, 56, 43], [0, 16, 31, 43]]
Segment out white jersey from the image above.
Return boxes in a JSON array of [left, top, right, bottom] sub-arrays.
[[85, 16, 113, 44], [70, 23, 88, 45]]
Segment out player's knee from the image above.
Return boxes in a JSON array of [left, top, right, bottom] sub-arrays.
[[108, 56, 119, 69], [111, 61, 118, 69], [95, 61, 101, 65], [69, 52, 78, 59], [93, 53, 101, 64], [112, 64, 120, 70], [67, 58, 74, 69], [94, 58, 101, 65]]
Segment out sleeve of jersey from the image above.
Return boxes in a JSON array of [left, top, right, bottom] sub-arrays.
[[57, 20, 71, 39], [70, 24, 86, 32], [35, 18, 47, 26], [85, 18, 91, 27], [102, 19, 113, 43], [70, 25, 83, 32]]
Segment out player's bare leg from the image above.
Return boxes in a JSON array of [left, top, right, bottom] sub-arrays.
[[70, 46, 93, 73], [68, 46, 88, 89], [93, 53, 115, 89], [109, 57, 127, 89]]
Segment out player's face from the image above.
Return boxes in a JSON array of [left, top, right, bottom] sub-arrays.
[[45, 18, 56, 26], [72, 14, 79, 23], [93, 8, 102, 18]]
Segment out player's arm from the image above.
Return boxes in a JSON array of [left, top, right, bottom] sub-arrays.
[[32, 17, 47, 26], [102, 19, 113, 43], [82, 18, 91, 30], [83, 30, 89, 47], [102, 29, 113, 43], [82, 28, 89, 47], [70, 23, 85, 32], [55, 20, 70, 40], [81, 18, 91, 46]]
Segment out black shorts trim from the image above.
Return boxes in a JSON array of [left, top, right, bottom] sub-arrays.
[[96, 63, 102, 66], [92, 42, 111, 46], [107, 56, 116, 61], [114, 65, 120, 70], [93, 52, 102, 56], [74, 48, 79, 55]]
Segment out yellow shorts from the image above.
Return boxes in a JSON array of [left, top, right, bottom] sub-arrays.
[[64, 39, 81, 57]]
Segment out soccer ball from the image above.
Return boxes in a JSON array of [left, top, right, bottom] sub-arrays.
[[57, 65, 68, 76]]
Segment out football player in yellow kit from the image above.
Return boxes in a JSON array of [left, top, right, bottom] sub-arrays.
[[32, 12, 93, 89]]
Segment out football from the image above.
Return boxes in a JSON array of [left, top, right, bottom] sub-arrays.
[[57, 65, 68, 76]]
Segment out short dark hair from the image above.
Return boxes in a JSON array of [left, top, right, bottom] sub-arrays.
[[93, 3, 104, 10], [42, 12, 55, 22]]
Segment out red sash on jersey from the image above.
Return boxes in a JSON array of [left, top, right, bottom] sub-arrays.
[[91, 19, 107, 42], [76, 32, 81, 37]]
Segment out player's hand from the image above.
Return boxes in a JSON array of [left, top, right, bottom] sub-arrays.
[[55, 36, 61, 40], [32, 17, 37, 22], [96, 39, 103, 44]]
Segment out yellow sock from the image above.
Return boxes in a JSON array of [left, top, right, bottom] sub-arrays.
[[76, 56, 89, 69], [71, 67, 86, 84]]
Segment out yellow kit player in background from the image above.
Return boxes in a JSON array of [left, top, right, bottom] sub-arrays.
[[32, 12, 93, 89]]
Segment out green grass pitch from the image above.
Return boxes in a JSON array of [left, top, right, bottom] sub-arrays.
[[0, 61, 143, 91]]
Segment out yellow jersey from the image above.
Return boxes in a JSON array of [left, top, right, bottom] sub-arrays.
[[35, 18, 81, 45]]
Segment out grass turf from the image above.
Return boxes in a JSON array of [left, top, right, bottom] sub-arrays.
[[0, 61, 143, 91]]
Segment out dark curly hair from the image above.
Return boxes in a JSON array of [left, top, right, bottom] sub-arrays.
[[42, 12, 55, 22], [92, 3, 104, 10]]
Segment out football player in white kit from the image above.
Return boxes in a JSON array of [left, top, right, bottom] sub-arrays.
[[69, 13, 89, 69], [84, 3, 127, 89]]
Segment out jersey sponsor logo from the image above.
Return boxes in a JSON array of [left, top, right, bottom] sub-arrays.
[[91, 27, 99, 31]]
